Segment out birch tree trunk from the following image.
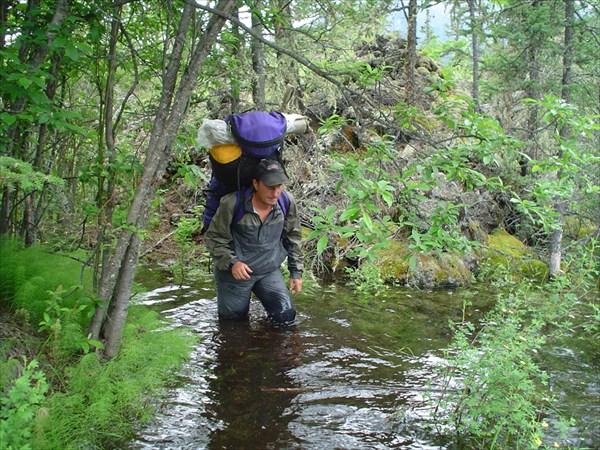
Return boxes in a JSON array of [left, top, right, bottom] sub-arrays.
[[548, 0, 574, 278], [91, 0, 236, 358], [404, 0, 418, 105]]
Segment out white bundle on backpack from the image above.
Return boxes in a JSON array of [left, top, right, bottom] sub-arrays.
[[197, 113, 308, 150], [282, 113, 308, 134], [196, 119, 234, 149]]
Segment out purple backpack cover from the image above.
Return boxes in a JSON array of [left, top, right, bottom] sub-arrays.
[[202, 111, 288, 232], [226, 111, 287, 157]]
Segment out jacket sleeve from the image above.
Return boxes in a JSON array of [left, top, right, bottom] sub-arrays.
[[204, 192, 239, 271], [282, 192, 304, 279]]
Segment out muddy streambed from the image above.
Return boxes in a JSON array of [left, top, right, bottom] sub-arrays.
[[129, 271, 598, 449]]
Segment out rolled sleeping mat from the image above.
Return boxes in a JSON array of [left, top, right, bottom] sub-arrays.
[[197, 119, 233, 149], [282, 113, 309, 134]]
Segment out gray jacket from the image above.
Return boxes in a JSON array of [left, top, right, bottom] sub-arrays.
[[204, 190, 304, 278]]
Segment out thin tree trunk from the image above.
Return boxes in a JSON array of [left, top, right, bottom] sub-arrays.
[[521, 0, 542, 177], [0, 0, 70, 239], [251, 0, 266, 110], [548, 0, 574, 279], [404, 0, 418, 105], [23, 51, 61, 245], [99, 9, 120, 298], [95, 0, 236, 358], [230, 7, 241, 112], [468, 0, 480, 111]]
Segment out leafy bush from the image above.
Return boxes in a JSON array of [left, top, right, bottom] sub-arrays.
[[0, 239, 197, 448], [0, 358, 49, 450], [37, 307, 196, 449], [430, 282, 578, 448]]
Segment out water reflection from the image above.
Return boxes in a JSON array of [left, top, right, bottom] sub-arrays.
[[129, 275, 598, 449], [206, 319, 302, 449]]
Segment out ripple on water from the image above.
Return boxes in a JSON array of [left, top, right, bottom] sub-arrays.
[[129, 280, 598, 449]]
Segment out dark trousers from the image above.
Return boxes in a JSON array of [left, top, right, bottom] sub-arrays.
[[214, 268, 296, 324]]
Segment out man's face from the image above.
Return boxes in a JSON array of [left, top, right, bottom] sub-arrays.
[[253, 180, 284, 206]]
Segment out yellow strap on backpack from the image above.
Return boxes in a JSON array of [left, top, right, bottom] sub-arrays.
[[209, 144, 242, 164]]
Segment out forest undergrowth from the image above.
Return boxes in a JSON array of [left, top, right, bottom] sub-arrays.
[[0, 238, 197, 449], [425, 248, 599, 449]]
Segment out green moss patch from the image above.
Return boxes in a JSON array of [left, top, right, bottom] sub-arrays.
[[375, 240, 472, 287], [480, 229, 548, 282]]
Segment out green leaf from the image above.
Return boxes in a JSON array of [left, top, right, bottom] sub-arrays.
[[316, 235, 328, 255], [339, 207, 360, 221], [88, 339, 104, 349], [362, 212, 373, 231], [1, 113, 17, 126], [18, 78, 32, 89], [409, 254, 417, 270], [65, 43, 79, 61], [306, 229, 322, 240], [381, 191, 394, 208]]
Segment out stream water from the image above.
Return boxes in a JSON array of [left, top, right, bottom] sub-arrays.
[[129, 270, 598, 449]]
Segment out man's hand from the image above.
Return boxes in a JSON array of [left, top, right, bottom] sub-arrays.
[[231, 261, 253, 280], [289, 278, 303, 294]]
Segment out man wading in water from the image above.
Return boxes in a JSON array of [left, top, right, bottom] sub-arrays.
[[204, 160, 304, 324]]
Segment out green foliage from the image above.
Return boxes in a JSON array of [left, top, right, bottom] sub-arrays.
[[334, 61, 393, 87], [0, 1, 94, 154], [0, 239, 94, 324], [511, 97, 599, 236], [37, 307, 196, 449], [0, 239, 197, 449], [306, 136, 397, 266], [430, 282, 580, 448], [0, 156, 64, 193], [317, 114, 349, 135], [38, 285, 104, 359], [404, 202, 475, 264], [171, 208, 205, 282], [0, 238, 103, 362], [174, 162, 209, 189], [345, 261, 386, 296], [0, 358, 49, 450]]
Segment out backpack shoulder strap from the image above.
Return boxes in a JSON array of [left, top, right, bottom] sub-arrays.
[[278, 190, 290, 218], [232, 188, 290, 225], [232, 187, 252, 225]]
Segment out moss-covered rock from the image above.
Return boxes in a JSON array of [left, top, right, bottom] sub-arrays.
[[377, 240, 412, 281], [487, 229, 530, 257], [479, 229, 548, 282], [375, 240, 472, 288], [371, 229, 550, 288]]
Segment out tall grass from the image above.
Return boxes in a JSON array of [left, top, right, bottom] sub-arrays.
[[0, 238, 197, 449]]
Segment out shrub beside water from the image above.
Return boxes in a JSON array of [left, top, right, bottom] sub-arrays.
[[429, 273, 597, 448], [0, 239, 197, 448]]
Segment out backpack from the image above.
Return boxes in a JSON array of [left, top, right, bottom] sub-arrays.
[[209, 111, 288, 190], [232, 187, 290, 225], [201, 111, 289, 231]]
